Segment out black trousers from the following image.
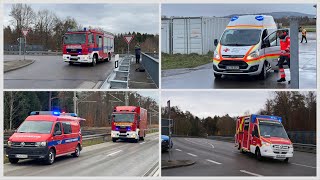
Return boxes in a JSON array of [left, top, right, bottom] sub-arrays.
[[278, 55, 290, 68], [136, 54, 140, 63], [301, 35, 307, 43]]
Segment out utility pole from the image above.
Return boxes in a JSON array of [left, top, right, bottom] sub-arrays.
[[73, 92, 77, 114], [48, 91, 52, 111], [125, 91, 129, 106]]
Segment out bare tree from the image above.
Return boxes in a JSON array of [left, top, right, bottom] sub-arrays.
[[9, 4, 35, 37]]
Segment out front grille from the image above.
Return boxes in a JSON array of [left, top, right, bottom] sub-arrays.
[[218, 60, 248, 69], [222, 55, 245, 58], [12, 142, 37, 147], [67, 48, 82, 54], [272, 144, 290, 154]]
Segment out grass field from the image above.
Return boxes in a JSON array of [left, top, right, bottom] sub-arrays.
[[162, 53, 212, 70]]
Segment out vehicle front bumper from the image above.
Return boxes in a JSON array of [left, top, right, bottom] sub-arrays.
[[6, 146, 49, 159], [63, 54, 92, 63], [111, 130, 138, 139], [260, 145, 294, 159], [213, 59, 264, 76]]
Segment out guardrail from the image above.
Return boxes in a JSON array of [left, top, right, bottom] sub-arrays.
[[4, 51, 62, 56], [141, 52, 159, 88]]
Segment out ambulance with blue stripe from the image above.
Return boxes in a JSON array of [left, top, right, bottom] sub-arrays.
[[63, 28, 114, 66], [213, 15, 282, 80], [6, 111, 85, 165]]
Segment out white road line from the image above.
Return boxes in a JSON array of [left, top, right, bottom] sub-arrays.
[[206, 159, 222, 165], [107, 150, 122, 157], [184, 138, 214, 149], [291, 163, 316, 169], [240, 170, 263, 177], [175, 149, 182, 151], [187, 153, 198, 157], [140, 142, 146, 144], [208, 143, 215, 148]]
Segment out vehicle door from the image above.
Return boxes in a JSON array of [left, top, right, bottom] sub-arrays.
[[262, 30, 281, 70], [62, 122, 74, 153], [52, 122, 66, 155], [96, 34, 103, 58], [251, 124, 260, 150], [242, 117, 250, 150]]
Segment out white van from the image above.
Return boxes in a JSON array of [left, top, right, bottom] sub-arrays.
[[213, 15, 285, 80]]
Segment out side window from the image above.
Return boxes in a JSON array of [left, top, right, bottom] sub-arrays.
[[244, 118, 249, 131], [267, 31, 277, 47], [253, 125, 259, 137], [96, 35, 102, 48], [62, 122, 72, 134], [88, 34, 93, 44], [54, 122, 61, 133]]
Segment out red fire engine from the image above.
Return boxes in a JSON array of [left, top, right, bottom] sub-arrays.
[[62, 28, 114, 66], [235, 114, 293, 162], [110, 106, 148, 143]]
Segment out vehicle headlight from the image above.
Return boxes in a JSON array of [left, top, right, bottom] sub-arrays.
[[289, 144, 293, 148], [213, 50, 220, 60], [261, 141, 271, 146], [35, 141, 47, 147], [247, 50, 259, 60], [132, 134, 136, 137], [7, 141, 12, 147]]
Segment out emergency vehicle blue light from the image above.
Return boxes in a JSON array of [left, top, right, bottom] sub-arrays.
[[30, 111, 37, 115], [115, 127, 119, 131], [230, 16, 239, 21], [127, 127, 131, 131], [255, 15, 264, 21], [252, 114, 282, 123], [84, 27, 87, 31], [52, 111, 60, 116]]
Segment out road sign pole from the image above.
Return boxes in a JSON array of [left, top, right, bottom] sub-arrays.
[[24, 36, 26, 60], [127, 43, 129, 55], [18, 38, 21, 57]]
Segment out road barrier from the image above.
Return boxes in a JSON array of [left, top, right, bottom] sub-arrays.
[[4, 51, 62, 56], [141, 52, 159, 88]]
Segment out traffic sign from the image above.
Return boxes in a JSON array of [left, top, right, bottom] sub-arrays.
[[22, 29, 28, 36], [123, 35, 134, 44]]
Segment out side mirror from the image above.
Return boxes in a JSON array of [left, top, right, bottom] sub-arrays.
[[54, 130, 62, 136], [214, 39, 218, 46]]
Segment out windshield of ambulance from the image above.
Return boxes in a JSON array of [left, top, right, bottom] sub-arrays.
[[17, 121, 53, 134], [63, 33, 86, 45], [113, 113, 135, 123], [220, 29, 261, 46], [259, 120, 289, 139]]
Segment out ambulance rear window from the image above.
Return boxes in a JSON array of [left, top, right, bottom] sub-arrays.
[[17, 121, 53, 134]]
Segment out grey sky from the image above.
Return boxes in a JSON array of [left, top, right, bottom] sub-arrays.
[[161, 91, 275, 118], [4, 3, 159, 34], [162, 4, 316, 17], [137, 91, 159, 104]]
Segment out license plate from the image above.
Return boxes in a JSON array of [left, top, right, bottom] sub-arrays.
[[119, 133, 127, 135], [16, 154, 28, 158], [275, 154, 286, 159], [226, 66, 239, 70]]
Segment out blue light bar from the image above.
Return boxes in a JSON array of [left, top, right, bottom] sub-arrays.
[[255, 15, 264, 21], [252, 114, 282, 123], [115, 127, 119, 131], [230, 16, 239, 21], [52, 111, 60, 116], [127, 127, 131, 131]]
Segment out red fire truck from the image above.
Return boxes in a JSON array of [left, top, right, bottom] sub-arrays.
[[110, 106, 148, 143], [235, 114, 293, 162], [62, 28, 114, 66]]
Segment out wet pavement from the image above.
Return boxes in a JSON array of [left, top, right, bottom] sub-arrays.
[[161, 32, 316, 89]]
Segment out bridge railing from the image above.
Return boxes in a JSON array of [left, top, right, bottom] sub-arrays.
[[141, 52, 159, 88]]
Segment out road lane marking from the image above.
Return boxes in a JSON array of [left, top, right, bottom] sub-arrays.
[[206, 159, 222, 165], [208, 143, 215, 148], [184, 138, 214, 149], [140, 142, 146, 144], [240, 170, 263, 177], [187, 153, 198, 157], [107, 150, 122, 157], [291, 163, 316, 169], [175, 149, 182, 151]]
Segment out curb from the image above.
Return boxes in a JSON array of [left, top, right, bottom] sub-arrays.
[[4, 60, 35, 73], [161, 160, 196, 169]]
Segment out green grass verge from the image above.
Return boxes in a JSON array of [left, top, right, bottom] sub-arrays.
[[162, 52, 212, 70]]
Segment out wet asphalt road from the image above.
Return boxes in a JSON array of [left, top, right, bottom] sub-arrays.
[[162, 33, 316, 89], [4, 133, 159, 176], [4, 55, 115, 89], [162, 137, 316, 176]]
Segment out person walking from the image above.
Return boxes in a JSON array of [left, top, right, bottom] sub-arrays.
[[277, 30, 290, 83], [135, 43, 141, 63], [300, 27, 307, 43]]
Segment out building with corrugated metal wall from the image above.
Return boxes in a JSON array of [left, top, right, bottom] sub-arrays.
[[161, 17, 230, 55]]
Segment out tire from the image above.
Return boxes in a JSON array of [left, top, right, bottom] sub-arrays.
[[91, 55, 97, 66], [258, 62, 267, 80], [45, 149, 55, 165], [69, 62, 74, 65], [112, 138, 117, 142], [214, 73, 222, 79], [284, 158, 289, 163], [255, 148, 262, 161], [238, 143, 241, 150], [72, 145, 80, 157], [9, 158, 19, 164]]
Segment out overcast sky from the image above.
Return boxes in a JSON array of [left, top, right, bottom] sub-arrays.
[[161, 91, 275, 118], [137, 91, 159, 103], [162, 4, 316, 17], [4, 3, 159, 34]]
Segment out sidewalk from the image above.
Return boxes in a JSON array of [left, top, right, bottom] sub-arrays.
[[4, 60, 35, 73]]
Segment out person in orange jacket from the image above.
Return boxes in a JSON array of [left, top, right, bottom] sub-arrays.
[[277, 30, 290, 83]]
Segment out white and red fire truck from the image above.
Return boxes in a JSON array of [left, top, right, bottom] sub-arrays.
[[235, 114, 294, 162], [62, 28, 114, 66], [110, 106, 148, 143]]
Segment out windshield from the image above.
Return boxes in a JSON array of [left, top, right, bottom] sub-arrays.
[[113, 114, 135, 123], [259, 121, 289, 139], [220, 29, 261, 46], [17, 121, 53, 134], [63, 33, 86, 45]]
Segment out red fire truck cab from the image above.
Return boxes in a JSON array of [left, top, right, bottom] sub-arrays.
[[111, 106, 148, 143], [62, 28, 114, 66], [6, 111, 85, 165], [235, 114, 293, 162]]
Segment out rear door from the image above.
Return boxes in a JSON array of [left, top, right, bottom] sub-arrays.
[[242, 117, 250, 150], [262, 30, 280, 70]]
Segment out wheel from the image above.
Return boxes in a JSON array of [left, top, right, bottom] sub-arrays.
[[45, 149, 55, 165], [9, 158, 19, 164], [69, 62, 74, 65], [284, 158, 289, 163], [112, 138, 117, 142], [72, 145, 80, 157], [255, 148, 262, 161], [238, 143, 241, 150], [214, 73, 222, 79], [258, 62, 267, 80], [91, 55, 97, 66]]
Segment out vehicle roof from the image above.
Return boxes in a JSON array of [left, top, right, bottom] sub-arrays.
[[227, 15, 277, 29], [26, 115, 82, 122]]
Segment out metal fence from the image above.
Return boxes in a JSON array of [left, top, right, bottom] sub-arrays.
[[141, 52, 159, 87], [287, 131, 316, 145]]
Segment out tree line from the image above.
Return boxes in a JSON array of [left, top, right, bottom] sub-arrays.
[[162, 92, 316, 137], [4, 91, 159, 130], [4, 4, 158, 53]]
